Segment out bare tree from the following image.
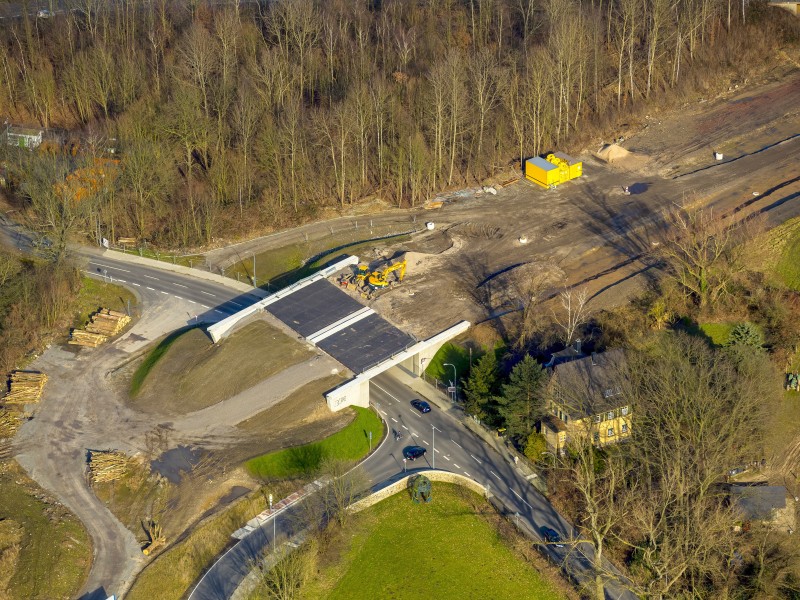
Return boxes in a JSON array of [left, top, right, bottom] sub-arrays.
[[553, 286, 590, 345]]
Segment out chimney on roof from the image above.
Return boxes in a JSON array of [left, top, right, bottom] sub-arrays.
[[575, 339, 582, 354]]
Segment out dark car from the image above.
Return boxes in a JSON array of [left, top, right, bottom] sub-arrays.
[[410, 399, 431, 414], [540, 526, 565, 548], [403, 446, 427, 461]]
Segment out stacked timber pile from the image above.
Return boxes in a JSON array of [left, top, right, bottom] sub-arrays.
[[86, 309, 131, 336], [4, 371, 48, 404], [87, 450, 131, 483], [69, 330, 107, 347], [0, 408, 21, 438], [70, 308, 130, 347]]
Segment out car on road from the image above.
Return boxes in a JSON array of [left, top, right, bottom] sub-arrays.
[[403, 446, 427, 461], [410, 399, 431, 413], [540, 526, 565, 548]]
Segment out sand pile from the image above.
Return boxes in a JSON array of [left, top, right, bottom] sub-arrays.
[[595, 143, 650, 171]]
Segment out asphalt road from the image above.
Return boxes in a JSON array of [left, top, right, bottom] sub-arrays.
[[188, 370, 637, 600]]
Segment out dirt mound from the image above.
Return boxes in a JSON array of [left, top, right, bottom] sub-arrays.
[[596, 143, 631, 163], [595, 143, 651, 171]]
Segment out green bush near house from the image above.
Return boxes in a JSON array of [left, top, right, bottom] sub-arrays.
[[245, 407, 383, 480], [698, 322, 736, 347]]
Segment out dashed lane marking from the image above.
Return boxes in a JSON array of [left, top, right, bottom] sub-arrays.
[[422, 440, 429, 445], [117, 279, 126, 283], [188, 300, 196, 304], [379, 409, 387, 415], [214, 310, 225, 315], [410, 410, 421, 418], [144, 275, 159, 280], [131, 282, 140, 287], [173, 282, 188, 288], [200, 304, 209, 309], [463, 471, 471, 477], [230, 301, 244, 308], [146, 287, 155, 291], [174, 295, 183, 300], [490, 470, 501, 480], [390, 417, 398, 423], [91, 263, 130, 273], [470, 454, 482, 464], [402, 425, 409, 430], [201, 291, 216, 297], [371, 381, 401, 403], [434, 448, 440, 453], [161, 291, 169, 295], [454, 463, 461, 469], [442, 454, 450, 460], [451, 440, 462, 449]]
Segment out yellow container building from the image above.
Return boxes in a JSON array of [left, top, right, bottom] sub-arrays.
[[553, 152, 583, 180], [525, 156, 560, 188]]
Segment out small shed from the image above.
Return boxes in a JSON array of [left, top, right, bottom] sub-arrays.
[[525, 156, 560, 188], [6, 126, 43, 150], [729, 485, 787, 522]]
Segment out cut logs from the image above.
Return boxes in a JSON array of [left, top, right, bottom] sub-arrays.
[[4, 371, 48, 404], [70, 308, 131, 347], [88, 450, 131, 483], [0, 408, 21, 438]]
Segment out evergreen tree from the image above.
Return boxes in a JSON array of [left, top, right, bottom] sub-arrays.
[[463, 351, 499, 420], [496, 355, 547, 443]]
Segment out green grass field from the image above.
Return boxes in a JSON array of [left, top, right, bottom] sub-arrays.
[[305, 483, 565, 599], [245, 406, 383, 480], [775, 220, 800, 291], [699, 322, 735, 347]]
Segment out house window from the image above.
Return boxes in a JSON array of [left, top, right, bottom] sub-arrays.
[[563, 415, 569, 424], [594, 414, 601, 423], [621, 406, 629, 416], [622, 423, 629, 434], [593, 431, 600, 442], [607, 411, 615, 421], [607, 427, 615, 437]]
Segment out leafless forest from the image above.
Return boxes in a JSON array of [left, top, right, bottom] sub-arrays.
[[0, 0, 796, 248]]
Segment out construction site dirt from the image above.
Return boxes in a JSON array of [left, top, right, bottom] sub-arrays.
[[245, 68, 800, 341]]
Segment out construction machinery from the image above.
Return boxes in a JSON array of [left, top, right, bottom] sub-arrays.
[[367, 259, 406, 289], [525, 152, 582, 189]]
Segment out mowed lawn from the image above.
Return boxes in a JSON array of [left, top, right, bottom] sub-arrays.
[[314, 483, 565, 600], [245, 406, 383, 480]]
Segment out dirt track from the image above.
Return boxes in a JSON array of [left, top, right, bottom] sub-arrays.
[[11, 295, 338, 598]]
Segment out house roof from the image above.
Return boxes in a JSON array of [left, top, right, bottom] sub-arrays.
[[541, 414, 568, 433], [729, 485, 786, 521], [551, 349, 626, 419], [545, 346, 585, 367]]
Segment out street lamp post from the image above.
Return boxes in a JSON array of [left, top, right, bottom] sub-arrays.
[[431, 425, 440, 469], [368, 430, 372, 452], [268, 494, 275, 545], [443, 363, 458, 402]]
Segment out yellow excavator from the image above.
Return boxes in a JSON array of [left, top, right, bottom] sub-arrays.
[[367, 259, 407, 289]]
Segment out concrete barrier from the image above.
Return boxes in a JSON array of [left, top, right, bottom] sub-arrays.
[[348, 469, 488, 513]]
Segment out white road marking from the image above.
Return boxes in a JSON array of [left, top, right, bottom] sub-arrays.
[[451, 440, 462, 449], [201, 291, 216, 297], [144, 275, 159, 280], [422, 440, 429, 445], [463, 471, 471, 477], [161, 291, 169, 295], [93, 263, 130, 273], [434, 448, 440, 453], [146, 287, 155, 291], [230, 301, 244, 308], [188, 300, 197, 304], [379, 409, 387, 415], [410, 410, 422, 418], [402, 425, 409, 431], [470, 454, 482, 464], [442, 454, 450, 460], [214, 309, 225, 315], [131, 282, 140, 287], [390, 418, 398, 423], [200, 304, 209, 309], [454, 463, 461, 469], [117, 279, 126, 283], [173, 282, 188, 288], [490, 470, 501, 480], [371, 381, 401, 403], [511, 489, 523, 500], [174, 295, 183, 300]]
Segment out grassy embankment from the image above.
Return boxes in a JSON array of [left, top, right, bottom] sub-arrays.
[[0, 462, 92, 600], [129, 320, 313, 413], [245, 406, 383, 480], [291, 483, 567, 599], [72, 275, 137, 330]]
